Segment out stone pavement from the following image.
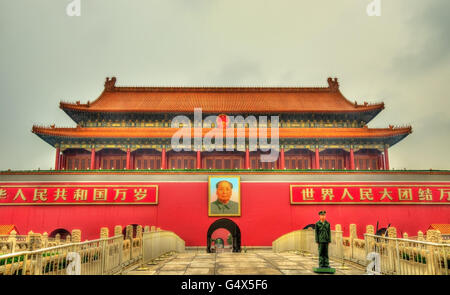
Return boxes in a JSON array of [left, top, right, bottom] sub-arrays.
[[126, 249, 366, 275]]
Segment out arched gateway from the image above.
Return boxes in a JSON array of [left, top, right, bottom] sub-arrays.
[[207, 219, 241, 253]]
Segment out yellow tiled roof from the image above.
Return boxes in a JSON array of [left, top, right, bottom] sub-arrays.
[[0, 224, 16, 235], [59, 78, 384, 114], [429, 224, 450, 235]]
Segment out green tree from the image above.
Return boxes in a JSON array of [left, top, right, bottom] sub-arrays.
[[227, 234, 233, 245]]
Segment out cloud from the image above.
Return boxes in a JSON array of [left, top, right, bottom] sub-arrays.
[[0, 0, 449, 170], [391, 0, 450, 74], [213, 60, 263, 85]]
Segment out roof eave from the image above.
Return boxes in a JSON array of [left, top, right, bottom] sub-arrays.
[[57, 105, 385, 114]]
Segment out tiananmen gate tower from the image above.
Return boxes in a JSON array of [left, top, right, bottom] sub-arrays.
[[0, 77, 449, 251]]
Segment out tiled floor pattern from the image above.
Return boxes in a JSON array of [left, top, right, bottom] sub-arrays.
[[126, 250, 366, 275]]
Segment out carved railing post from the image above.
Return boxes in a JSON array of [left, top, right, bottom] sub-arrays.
[[349, 224, 357, 261], [113, 225, 123, 267], [100, 227, 109, 239], [42, 232, 48, 248], [426, 229, 438, 274], [334, 224, 345, 265], [29, 232, 42, 251], [387, 227, 398, 274], [435, 230, 442, 243], [417, 230, 424, 241], [8, 230, 17, 253], [27, 231, 33, 249], [136, 225, 143, 239], [125, 225, 133, 240], [99, 227, 109, 274], [114, 225, 122, 237], [72, 229, 81, 243], [365, 225, 374, 255]]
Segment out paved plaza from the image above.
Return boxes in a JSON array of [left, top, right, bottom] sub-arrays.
[[126, 249, 366, 275]]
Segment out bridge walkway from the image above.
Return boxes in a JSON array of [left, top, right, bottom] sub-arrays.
[[126, 249, 366, 275]]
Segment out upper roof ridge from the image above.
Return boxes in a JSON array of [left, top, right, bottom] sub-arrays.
[[103, 76, 336, 93]]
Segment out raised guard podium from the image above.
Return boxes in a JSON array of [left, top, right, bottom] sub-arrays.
[[313, 267, 336, 274]]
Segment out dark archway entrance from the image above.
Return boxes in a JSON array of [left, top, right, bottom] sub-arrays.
[[207, 218, 241, 253], [122, 224, 141, 238], [49, 228, 71, 239], [303, 224, 316, 230]]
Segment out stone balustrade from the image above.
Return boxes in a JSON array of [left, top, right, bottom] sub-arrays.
[[273, 223, 450, 275], [0, 225, 185, 275]]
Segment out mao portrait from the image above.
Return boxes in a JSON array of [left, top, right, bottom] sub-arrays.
[[208, 176, 241, 216]]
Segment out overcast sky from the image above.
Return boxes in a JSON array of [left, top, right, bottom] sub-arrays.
[[0, 0, 449, 170]]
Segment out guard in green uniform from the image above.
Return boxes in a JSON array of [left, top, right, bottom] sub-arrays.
[[315, 210, 331, 268]]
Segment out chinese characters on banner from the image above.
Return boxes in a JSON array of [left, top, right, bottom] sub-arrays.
[[0, 183, 158, 205], [290, 183, 450, 204]]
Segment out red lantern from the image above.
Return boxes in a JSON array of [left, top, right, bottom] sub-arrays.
[[217, 114, 228, 128]]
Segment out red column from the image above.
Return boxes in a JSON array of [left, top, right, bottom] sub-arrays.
[[90, 148, 95, 170], [60, 154, 64, 170], [126, 148, 131, 170], [98, 153, 101, 169], [59, 154, 63, 170], [384, 147, 390, 170], [315, 148, 320, 169], [350, 148, 355, 170], [161, 148, 166, 169], [279, 148, 285, 169], [54, 147, 60, 170], [96, 153, 101, 169], [245, 148, 250, 169], [196, 151, 201, 169], [377, 154, 382, 170]]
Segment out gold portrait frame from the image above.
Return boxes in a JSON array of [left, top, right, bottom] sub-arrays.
[[208, 176, 241, 216]]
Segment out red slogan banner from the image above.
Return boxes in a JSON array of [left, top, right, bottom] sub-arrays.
[[0, 183, 158, 205], [290, 183, 450, 204]]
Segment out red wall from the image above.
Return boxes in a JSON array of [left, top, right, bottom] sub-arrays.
[[0, 182, 449, 246]]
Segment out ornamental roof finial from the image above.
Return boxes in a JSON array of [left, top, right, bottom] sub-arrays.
[[104, 77, 117, 91], [327, 77, 339, 91]]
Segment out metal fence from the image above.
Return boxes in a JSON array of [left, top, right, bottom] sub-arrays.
[[0, 235, 127, 275], [272, 228, 450, 275], [0, 229, 186, 275], [342, 237, 367, 265], [364, 234, 449, 275]]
